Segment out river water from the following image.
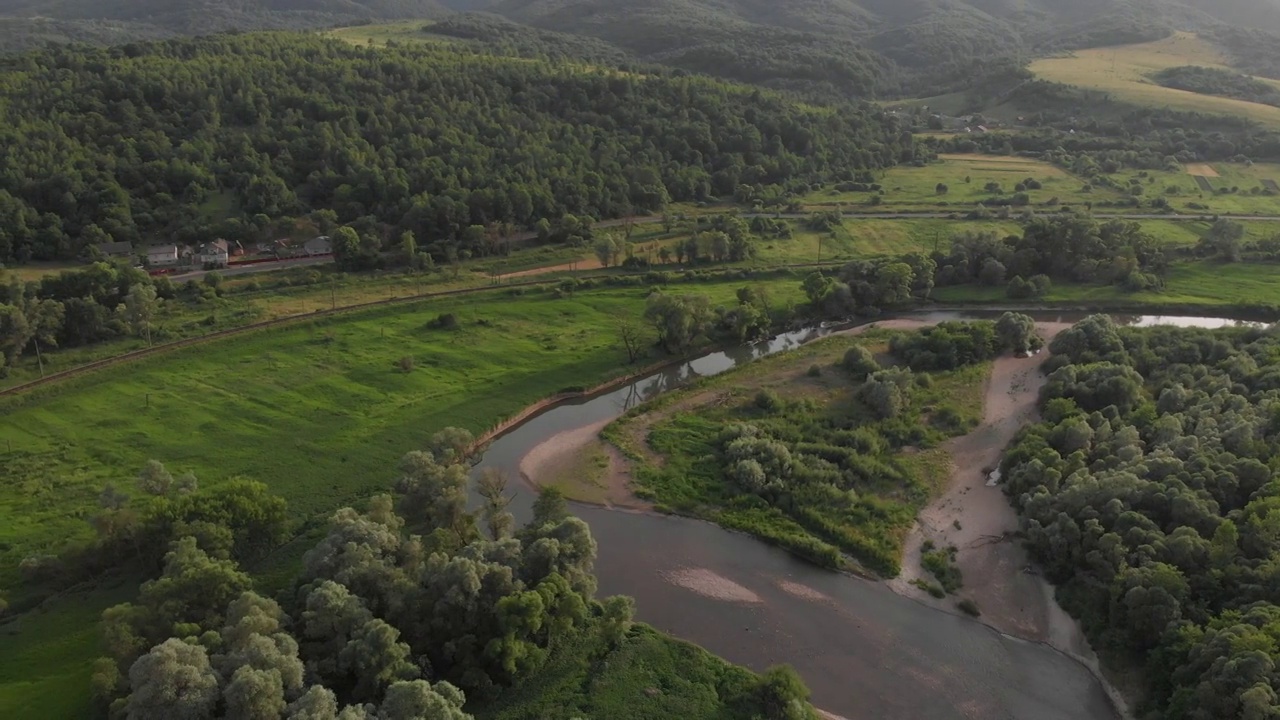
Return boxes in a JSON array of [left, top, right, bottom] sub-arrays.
[[470, 312, 1258, 720]]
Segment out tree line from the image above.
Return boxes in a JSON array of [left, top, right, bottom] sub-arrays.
[[80, 428, 815, 719], [0, 32, 914, 264], [1003, 316, 1280, 718]]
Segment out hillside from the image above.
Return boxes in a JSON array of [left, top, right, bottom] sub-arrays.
[[6, 0, 1280, 99], [1028, 31, 1280, 127], [0, 31, 912, 263]]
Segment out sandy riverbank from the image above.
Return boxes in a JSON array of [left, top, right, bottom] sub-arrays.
[[518, 418, 653, 510], [515, 316, 1129, 714], [887, 322, 1131, 713]]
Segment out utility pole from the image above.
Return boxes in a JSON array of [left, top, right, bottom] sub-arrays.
[[34, 337, 44, 378]]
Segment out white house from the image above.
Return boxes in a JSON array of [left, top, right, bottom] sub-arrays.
[[199, 239, 230, 268], [146, 244, 179, 266]]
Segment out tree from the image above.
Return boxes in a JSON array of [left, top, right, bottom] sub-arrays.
[[125, 639, 220, 720], [398, 231, 417, 268], [1205, 219, 1245, 261], [979, 258, 1006, 286], [600, 595, 635, 647], [138, 460, 174, 496], [861, 369, 912, 419], [120, 283, 158, 346], [224, 666, 287, 720], [593, 236, 618, 267], [396, 453, 471, 539], [476, 468, 514, 540], [426, 427, 475, 465], [995, 312, 1039, 354], [754, 666, 810, 720], [841, 346, 879, 379], [19, 295, 64, 375], [935, 183, 948, 195], [657, 246, 672, 264], [644, 293, 713, 354], [378, 680, 470, 720], [0, 303, 30, 370], [617, 316, 646, 364], [530, 487, 569, 530], [331, 227, 363, 272], [801, 272, 835, 306]]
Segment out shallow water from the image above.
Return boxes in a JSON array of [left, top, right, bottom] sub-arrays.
[[470, 311, 1253, 719]]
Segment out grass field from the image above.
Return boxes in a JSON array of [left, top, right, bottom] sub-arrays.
[[325, 20, 446, 47], [1099, 163, 1280, 215], [0, 280, 803, 583], [803, 154, 1130, 211], [800, 153, 1280, 217], [1028, 32, 1280, 127]]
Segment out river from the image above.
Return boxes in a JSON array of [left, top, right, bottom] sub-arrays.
[[469, 311, 1258, 720]]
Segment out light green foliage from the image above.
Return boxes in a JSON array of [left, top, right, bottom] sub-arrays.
[[840, 345, 879, 380], [125, 639, 220, 719], [994, 312, 1040, 355]]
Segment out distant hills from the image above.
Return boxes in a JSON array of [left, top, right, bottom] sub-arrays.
[[3, 0, 1280, 96]]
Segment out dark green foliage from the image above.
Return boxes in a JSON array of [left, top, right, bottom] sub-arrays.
[[890, 321, 997, 371], [0, 33, 910, 263], [935, 216, 1166, 292], [1152, 66, 1280, 108], [921, 545, 962, 594], [1003, 321, 1280, 717], [956, 598, 980, 616]]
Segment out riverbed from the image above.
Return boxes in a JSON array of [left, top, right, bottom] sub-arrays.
[[469, 311, 1257, 720]]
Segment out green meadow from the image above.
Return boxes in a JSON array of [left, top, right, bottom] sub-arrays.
[[0, 278, 807, 718], [0, 279, 802, 585]]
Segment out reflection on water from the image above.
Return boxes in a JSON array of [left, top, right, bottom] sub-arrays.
[[472, 312, 1241, 719]]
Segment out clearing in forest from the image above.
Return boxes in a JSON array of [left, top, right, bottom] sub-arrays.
[[1184, 163, 1219, 177], [1028, 32, 1280, 127]]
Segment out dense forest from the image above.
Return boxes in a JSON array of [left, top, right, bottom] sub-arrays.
[[1002, 317, 1280, 718], [77, 430, 812, 719], [0, 32, 912, 264], [7, 0, 1280, 99], [1151, 66, 1280, 109]]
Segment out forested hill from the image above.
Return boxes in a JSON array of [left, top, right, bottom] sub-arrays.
[[6, 1, 1280, 97], [0, 1, 453, 53], [0, 33, 913, 264]]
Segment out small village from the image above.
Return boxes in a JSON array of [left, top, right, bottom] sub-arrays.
[[91, 235, 333, 274]]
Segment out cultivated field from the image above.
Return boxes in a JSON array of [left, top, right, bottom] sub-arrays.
[[804, 154, 1121, 211], [1029, 32, 1280, 127], [802, 153, 1280, 217], [1100, 163, 1280, 215]]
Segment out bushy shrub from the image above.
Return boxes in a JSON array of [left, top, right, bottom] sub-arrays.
[[841, 345, 879, 379]]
